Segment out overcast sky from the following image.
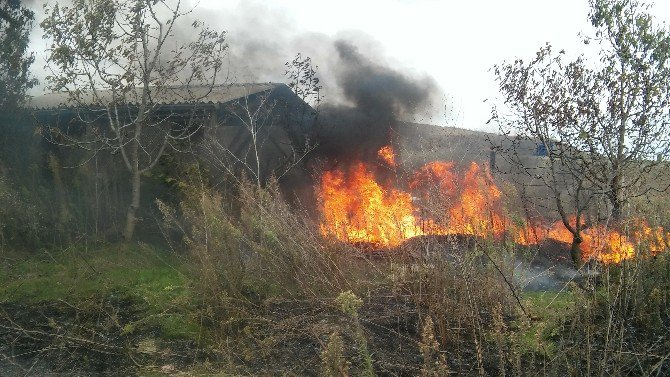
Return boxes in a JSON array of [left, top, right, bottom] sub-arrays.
[[28, 0, 670, 132]]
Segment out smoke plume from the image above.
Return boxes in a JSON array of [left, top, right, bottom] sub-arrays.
[[174, 2, 440, 165], [314, 40, 437, 164]]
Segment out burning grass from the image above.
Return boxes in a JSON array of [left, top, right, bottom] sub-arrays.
[[2, 172, 670, 375], [317, 145, 670, 265]]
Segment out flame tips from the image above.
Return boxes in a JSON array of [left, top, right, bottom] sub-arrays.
[[317, 146, 667, 264], [377, 145, 397, 167]]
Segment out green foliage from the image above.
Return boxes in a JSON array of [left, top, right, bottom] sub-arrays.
[[335, 290, 374, 377], [321, 331, 350, 377], [0, 0, 37, 111]]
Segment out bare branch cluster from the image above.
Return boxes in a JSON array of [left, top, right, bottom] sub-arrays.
[[41, 0, 228, 240], [491, 0, 670, 262]]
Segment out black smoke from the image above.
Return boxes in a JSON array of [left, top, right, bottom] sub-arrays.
[[198, 3, 442, 165], [168, 3, 441, 161], [313, 40, 438, 164]]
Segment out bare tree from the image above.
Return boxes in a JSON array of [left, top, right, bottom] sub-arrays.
[[216, 88, 287, 191], [41, 0, 227, 240], [491, 0, 670, 263], [285, 53, 323, 111], [205, 56, 320, 192]]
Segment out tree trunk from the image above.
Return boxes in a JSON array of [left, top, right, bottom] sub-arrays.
[[611, 199, 624, 221], [612, 60, 627, 222], [123, 168, 141, 241], [610, 175, 625, 221], [571, 234, 583, 268]]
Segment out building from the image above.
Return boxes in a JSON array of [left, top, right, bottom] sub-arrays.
[[28, 83, 316, 183]]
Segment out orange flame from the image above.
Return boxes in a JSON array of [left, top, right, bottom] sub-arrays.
[[318, 147, 505, 246], [633, 220, 670, 255], [377, 145, 396, 167], [316, 145, 668, 263], [409, 161, 505, 236], [318, 162, 422, 247], [514, 217, 638, 264]]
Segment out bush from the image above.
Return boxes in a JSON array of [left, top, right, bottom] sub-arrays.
[[157, 175, 357, 304], [0, 174, 47, 249], [550, 254, 670, 376]]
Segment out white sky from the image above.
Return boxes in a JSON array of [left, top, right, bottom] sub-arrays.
[[191, 0, 670, 132], [28, 0, 670, 132]]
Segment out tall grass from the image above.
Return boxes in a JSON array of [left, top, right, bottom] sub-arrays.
[[156, 169, 670, 375], [546, 255, 670, 376], [157, 176, 362, 303]]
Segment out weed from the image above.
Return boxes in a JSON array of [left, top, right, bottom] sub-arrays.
[[336, 290, 374, 377], [321, 331, 350, 377], [419, 316, 450, 376]]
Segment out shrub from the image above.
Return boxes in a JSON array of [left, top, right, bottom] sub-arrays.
[[0, 174, 47, 249], [157, 174, 357, 305], [551, 253, 670, 375]]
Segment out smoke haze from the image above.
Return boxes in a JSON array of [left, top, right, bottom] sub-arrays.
[[315, 40, 438, 163], [175, 2, 441, 163], [27, 0, 442, 161]]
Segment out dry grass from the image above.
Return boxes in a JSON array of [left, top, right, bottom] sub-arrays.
[[3, 162, 669, 375]]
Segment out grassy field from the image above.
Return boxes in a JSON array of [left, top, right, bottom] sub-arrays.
[[0, 240, 566, 375], [1, 180, 668, 375]]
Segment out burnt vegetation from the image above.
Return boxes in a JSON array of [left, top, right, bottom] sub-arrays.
[[1, 0, 670, 375]]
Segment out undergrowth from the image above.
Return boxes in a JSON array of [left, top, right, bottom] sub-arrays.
[[1, 177, 669, 375]]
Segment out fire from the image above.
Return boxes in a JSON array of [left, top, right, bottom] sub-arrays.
[[318, 162, 422, 247], [449, 162, 506, 236], [377, 145, 396, 167], [410, 162, 505, 236], [316, 145, 668, 264], [593, 230, 634, 264], [512, 216, 669, 264], [633, 220, 670, 255], [513, 217, 637, 264], [318, 146, 505, 246]]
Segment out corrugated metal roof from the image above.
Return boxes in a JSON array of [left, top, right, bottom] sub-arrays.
[[27, 83, 280, 110]]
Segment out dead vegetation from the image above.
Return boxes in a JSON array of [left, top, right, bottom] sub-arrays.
[[0, 163, 669, 375]]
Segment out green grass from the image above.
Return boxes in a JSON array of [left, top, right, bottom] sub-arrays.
[[523, 291, 575, 319], [0, 242, 201, 341], [1, 243, 182, 301], [514, 291, 576, 355]]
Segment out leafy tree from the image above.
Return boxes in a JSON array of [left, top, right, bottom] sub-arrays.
[[0, 0, 37, 112], [41, 0, 227, 241], [491, 0, 670, 263]]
